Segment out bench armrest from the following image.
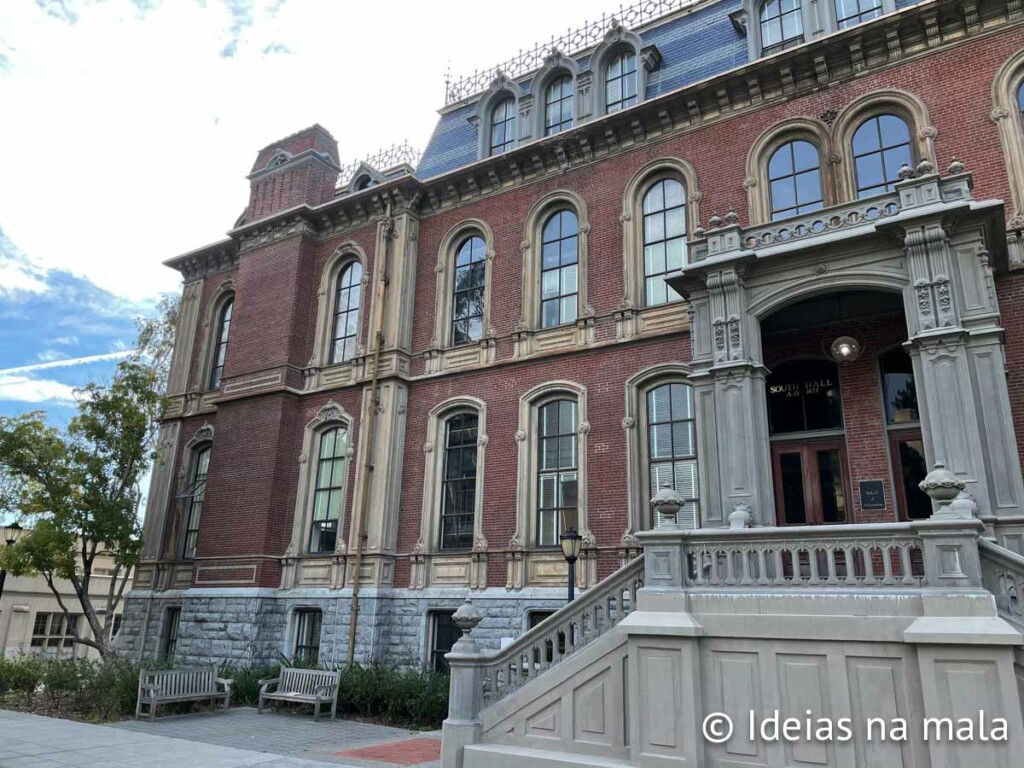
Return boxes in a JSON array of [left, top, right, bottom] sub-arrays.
[[140, 683, 162, 695], [258, 678, 280, 694], [215, 677, 233, 691], [314, 683, 338, 697]]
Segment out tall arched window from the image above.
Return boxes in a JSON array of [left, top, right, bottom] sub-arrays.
[[642, 178, 687, 306], [852, 114, 912, 198], [439, 413, 478, 550], [647, 383, 698, 528], [605, 51, 637, 114], [490, 97, 517, 155], [760, 0, 804, 55], [537, 399, 578, 546], [834, 0, 882, 29], [308, 426, 348, 554], [452, 236, 486, 345], [544, 75, 574, 136], [768, 140, 824, 220], [181, 446, 210, 559], [540, 210, 579, 328], [208, 298, 233, 390], [330, 262, 362, 364]]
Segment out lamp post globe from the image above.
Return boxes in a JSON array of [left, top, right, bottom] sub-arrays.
[[1, 522, 24, 603], [559, 527, 583, 602]]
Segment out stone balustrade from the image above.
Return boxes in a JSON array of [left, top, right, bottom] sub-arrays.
[[980, 537, 1024, 632]]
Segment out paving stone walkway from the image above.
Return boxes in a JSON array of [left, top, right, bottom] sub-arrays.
[[0, 708, 441, 768]]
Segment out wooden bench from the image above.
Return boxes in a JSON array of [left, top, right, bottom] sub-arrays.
[[258, 667, 340, 721], [135, 667, 233, 721]]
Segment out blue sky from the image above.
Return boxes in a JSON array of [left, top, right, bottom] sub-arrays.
[[0, 0, 617, 425]]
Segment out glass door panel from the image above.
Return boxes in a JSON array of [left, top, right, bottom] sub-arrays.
[[773, 440, 850, 525], [816, 448, 847, 523], [778, 452, 807, 525], [890, 432, 930, 520]]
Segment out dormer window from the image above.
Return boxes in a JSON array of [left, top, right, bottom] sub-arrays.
[[605, 51, 637, 114], [490, 97, 517, 155], [834, 0, 882, 29], [268, 152, 289, 169], [544, 75, 574, 136], [760, 0, 804, 55], [354, 174, 372, 191]]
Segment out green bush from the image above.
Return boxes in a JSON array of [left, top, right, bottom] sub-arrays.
[[335, 663, 449, 728], [220, 662, 279, 707], [41, 656, 93, 707], [0, 654, 44, 704]]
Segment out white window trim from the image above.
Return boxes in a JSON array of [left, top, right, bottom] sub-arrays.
[[622, 364, 696, 550], [191, 280, 235, 394], [514, 190, 594, 358], [309, 243, 368, 370], [284, 401, 355, 558], [512, 381, 591, 554], [414, 396, 489, 559], [425, 220, 496, 374], [992, 46, 1024, 229]]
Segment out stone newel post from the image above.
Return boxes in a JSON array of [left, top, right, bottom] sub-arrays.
[[913, 463, 985, 587], [441, 598, 484, 768]]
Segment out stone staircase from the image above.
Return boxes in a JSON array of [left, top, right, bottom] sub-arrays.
[[442, 516, 1024, 768]]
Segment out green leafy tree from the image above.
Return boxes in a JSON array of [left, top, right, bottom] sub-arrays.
[[0, 296, 178, 658]]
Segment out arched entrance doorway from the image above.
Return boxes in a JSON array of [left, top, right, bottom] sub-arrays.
[[761, 290, 930, 525]]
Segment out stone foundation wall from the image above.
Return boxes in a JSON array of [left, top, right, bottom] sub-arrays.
[[118, 588, 567, 667]]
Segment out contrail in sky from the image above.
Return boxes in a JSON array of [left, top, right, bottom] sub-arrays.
[[0, 350, 134, 376]]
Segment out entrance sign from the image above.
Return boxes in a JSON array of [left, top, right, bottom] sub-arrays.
[[767, 360, 843, 434], [859, 480, 886, 510]]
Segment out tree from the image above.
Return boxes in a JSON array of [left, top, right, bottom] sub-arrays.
[[0, 295, 178, 658]]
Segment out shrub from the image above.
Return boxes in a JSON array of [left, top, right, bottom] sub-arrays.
[[221, 662, 280, 707], [41, 656, 93, 707], [1, 654, 43, 704]]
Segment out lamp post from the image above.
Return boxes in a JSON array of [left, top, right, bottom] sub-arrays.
[[559, 527, 583, 603], [0, 522, 24, 603]]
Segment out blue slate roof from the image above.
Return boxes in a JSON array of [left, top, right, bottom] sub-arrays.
[[416, 0, 925, 181]]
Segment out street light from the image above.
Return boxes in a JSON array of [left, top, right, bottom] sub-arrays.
[[559, 527, 583, 603], [0, 522, 24, 603]]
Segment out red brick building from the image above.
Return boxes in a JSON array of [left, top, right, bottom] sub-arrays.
[[121, 0, 1024, 668]]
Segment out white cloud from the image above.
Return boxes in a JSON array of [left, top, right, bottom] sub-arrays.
[[0, 258, 47, 296], [0, 350, 133, 376], [0, 373, 77, 404], [0, 0, 610, 304]]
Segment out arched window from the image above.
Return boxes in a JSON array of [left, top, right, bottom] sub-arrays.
[[768, 140, 824, 221], [490, 97, 517, 155], [642, 178, 687, 306], [308, 426, 348, 554], [181, 445, 210, 559], [540, 210, 579, 328], [605, 50, 637, 114], [452, 236, 486, 345], [647, 383, 698, 528], [852, 114, 912, 198], [834, 0, 882, 29], [544, 75, 574, 136], [439, 413, 479, 550], [767, 359, 842, 434], [760, 0, 804, 55], [537, 399, 578, 547], [329, 262, 362, 364], [208, 298, 233, 390]]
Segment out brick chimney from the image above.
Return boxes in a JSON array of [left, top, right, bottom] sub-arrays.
[[244, 124, 341, 221]]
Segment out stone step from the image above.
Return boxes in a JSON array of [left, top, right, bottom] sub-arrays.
[[464, 744, 633, 768]]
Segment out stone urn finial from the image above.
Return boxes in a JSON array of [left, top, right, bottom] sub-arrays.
[[947, 157, 965, 175], [915, 158, 935, 177], [897, 163, 915, 181], [451, 596, 483, 653], [651, 481, 683, 529], [919, 462, 966, 516], [728, 502, 753, 530]]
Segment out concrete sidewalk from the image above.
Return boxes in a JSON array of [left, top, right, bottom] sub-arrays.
[[0, 709, 441, 768]]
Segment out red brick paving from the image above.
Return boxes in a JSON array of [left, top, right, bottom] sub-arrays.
[[334, 736, 441, 765]]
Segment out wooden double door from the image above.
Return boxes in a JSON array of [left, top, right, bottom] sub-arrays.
[[772, 439, 850, 526]]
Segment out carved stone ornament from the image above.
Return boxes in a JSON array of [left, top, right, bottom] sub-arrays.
[[947, 157, 965, 174], [477, 434, 489, 447], [412, 538, 425, 555], [578, 421, 591, 435], [918, 462, 965, 503], [619, 211, 632, 223], [742, 176, 757, 189], [508, 535, 523, 550], [193, 423, 215, 443], [472, 535, 488, 552], [514, 430, 526, 442], [452, 597, 483, 637], [621, 416, 635, 430], [604, 17, 625, 42], [728, 502, 753, 530], [819, 108, 839, 126], [423, 442, 433, 454], [915, 158, 934, 176], [317, 401, 345, 423], [724, 209, 739, 225], [708, 212, 723, 229], [897, 163, 915, 180], [919, 125, 938, 140], [991, 106, 1010, 122], [298, 451, 309, 465]]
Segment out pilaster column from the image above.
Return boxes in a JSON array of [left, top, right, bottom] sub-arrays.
[[897, 172, 1024, 519], [684, 247, 775, 527]]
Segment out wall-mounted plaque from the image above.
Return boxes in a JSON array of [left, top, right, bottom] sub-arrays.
[[859, 480, 886, 510]]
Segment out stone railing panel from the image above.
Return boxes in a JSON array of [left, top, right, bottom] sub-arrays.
[[979, 538, 1024, 631]]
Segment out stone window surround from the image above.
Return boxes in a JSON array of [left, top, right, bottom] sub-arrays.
[[512, 380, 592, 554], [529, 53, 581, 141], [309, 243, 368, 370], [190, 280, 235, 394], [738, 0, 897, 60], [622, 363, 694, 547], [284, 606, 324, 662], [992, 45, 1024, 229], [284, 401, 355, 559], [429, 219, 496, 359], [474, 75, 522, 159], [415, 396, 489, 558], [515, 190, 593, 356], [745, 91, 936, 225], [588, 24, 650, 118], [619, 158, 702, 313], [170, 423, 214, 561]]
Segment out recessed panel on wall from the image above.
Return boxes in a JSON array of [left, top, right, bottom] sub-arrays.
[[714, 651, 764, 762], [639, 648, 681, 753], [933, 660, 1008, 767], [524, 699, 561, 741], [777, 654, 831, 766], [572, 668, 612, 746], [846, 656, 914, 768]]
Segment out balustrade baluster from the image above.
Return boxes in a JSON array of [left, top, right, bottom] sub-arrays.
[[882, 544, 896, 586], [807, 547, 821, 586], [825, 546, 839, 585]]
